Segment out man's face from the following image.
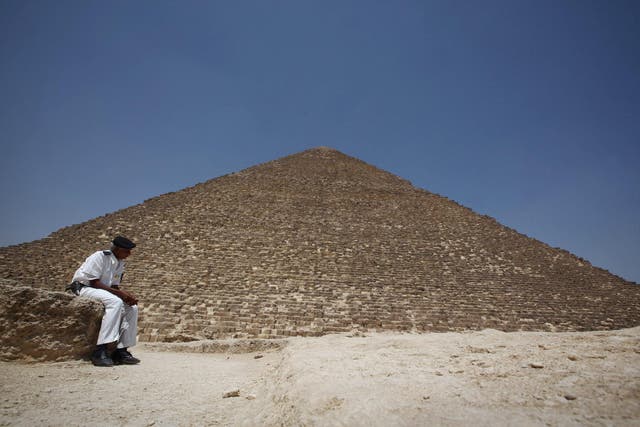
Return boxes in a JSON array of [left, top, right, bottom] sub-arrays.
[[113, 247, 132, 260]]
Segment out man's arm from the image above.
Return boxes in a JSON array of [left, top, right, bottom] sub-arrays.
[[89, 279, 138, 306]]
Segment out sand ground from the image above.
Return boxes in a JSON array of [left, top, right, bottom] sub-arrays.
[[1, 327, 639, 427]]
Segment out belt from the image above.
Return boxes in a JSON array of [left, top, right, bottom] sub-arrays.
[[65, 281, 87, 296]]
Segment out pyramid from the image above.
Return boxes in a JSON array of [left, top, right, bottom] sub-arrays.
[[1, 147, 638, 341]]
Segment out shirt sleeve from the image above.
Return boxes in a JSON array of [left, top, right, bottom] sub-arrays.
[[77, 252, 106, 282]]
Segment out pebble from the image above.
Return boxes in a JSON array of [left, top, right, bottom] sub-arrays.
[[254, 354, 264, 359], [529, 363, 544, 369], [223, 389, 240, 398], [564, 394, 577, 401], [567, 355, 578, 361]]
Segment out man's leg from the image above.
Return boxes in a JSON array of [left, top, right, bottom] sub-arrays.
[[112, 304, 141, 364], [79, 287, 126, 366], [118, 304, 138, 349]]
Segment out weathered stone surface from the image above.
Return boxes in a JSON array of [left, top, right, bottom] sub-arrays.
[[0, 280, 103, 362], [1, 147, 639, 342]]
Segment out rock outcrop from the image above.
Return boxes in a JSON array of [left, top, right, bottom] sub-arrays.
[[0, 280, 103, 361]]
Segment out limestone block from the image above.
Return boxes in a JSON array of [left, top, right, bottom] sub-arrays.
[[0, 281, 103, 362]]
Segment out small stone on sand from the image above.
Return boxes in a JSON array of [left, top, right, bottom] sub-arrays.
[[223, 390, 240, 398]]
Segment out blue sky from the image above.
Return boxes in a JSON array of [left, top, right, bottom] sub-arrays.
[[1, 0, 639, 283]]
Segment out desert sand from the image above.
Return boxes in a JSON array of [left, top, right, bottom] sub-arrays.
[[1, 327, 639, 426]]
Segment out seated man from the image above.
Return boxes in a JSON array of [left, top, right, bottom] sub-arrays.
[[70, 236, 140, 367]]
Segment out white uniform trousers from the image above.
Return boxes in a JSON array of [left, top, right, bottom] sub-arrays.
[[79, 287, 138, 348]]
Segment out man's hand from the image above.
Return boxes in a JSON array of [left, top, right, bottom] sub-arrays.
[[118, 289, 138, 306]]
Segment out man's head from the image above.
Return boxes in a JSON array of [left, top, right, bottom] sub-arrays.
[[111, 236, 136, 260]]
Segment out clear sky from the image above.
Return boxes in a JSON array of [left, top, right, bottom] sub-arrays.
[[1, 1, 639, 283]]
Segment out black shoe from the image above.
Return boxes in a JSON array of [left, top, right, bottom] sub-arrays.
[[91, 346, 114, 367], [112, 348, 140, 365]]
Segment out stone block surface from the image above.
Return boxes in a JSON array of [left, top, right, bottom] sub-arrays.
[[0, 280, 103, 361]]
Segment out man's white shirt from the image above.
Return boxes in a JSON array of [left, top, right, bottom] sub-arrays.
[[72, 251, 125, 287]]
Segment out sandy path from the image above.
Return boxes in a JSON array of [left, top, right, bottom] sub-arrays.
[[2, 328, 639, 426], [0, 348, 277, 427]]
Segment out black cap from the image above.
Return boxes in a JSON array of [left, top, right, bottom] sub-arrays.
[[112, 236, 136, 249]]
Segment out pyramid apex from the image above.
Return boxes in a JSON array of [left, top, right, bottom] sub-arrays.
[[301, 146, 350, 159], [311, 146, 340, 153]]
